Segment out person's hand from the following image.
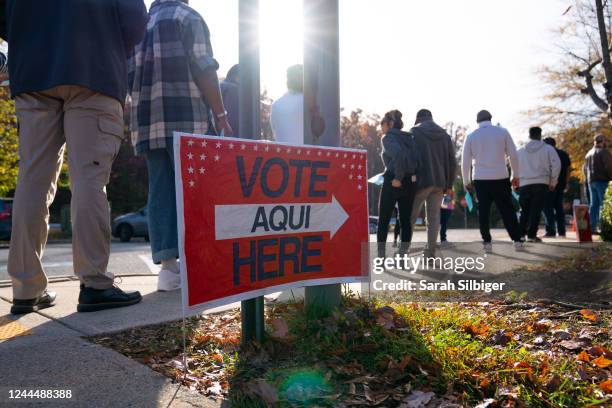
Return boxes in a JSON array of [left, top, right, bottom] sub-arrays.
[[216, 117, 233, 137], [549, 184, 556, 192], [511, 177, 520, 189], [464, 183, 473, 192], [392, 179, 402, 188], [0, 72, 9, 83]]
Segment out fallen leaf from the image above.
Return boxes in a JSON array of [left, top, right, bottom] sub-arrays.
[[588, 345, 612, 358], [559, 340, 587, 351], [400, 390, 435, 408], [491, 330, 512, 346], [577, 351, 590, 362], [474, 399, 497, 408], [545, 375, 561, 392], [269, 318, 290, 339], [599, 379, 612, 394], [592, 355, 612, 368], [579, 309, 600, 323], [552, 330, 571, 340], [464, 322, 490, 337]]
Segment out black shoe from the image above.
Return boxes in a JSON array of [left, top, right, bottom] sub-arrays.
[[11, 290, 56, 314], [77, 285, 142, 313], [527, 237, 543, 243], [544, 233, 556, 237]]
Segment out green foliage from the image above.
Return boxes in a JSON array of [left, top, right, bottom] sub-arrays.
[[600, 182, 612, 242], [0, 88, 19, 196]]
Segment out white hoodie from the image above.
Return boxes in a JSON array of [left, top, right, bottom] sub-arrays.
[[517, 140, 561, 187]]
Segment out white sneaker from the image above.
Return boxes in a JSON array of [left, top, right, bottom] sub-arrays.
[[157, 269, 181, 292], [513, 241, 526, 252], [483, 243, 493, 254], [440, 241, 455, 249]]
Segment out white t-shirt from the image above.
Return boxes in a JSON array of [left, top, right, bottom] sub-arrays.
[[271, 91, 304, 145]]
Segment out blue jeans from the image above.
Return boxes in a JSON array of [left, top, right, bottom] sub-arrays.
[[145, 146, 179, 263], [589, 181, 610, 232]]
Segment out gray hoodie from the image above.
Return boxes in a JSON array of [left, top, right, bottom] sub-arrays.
[[517, 140, 561, 187], [411, 120, 457, 190]]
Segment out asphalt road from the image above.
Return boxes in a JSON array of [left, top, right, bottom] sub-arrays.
[[0, 239, 158, 282]]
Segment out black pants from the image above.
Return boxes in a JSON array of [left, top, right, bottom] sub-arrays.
[[474, 179, 522, 243], [440, 208, 452, 241], [542, 188, 566, 236], [518, 184, 548, 239], [377, 174, 417, 250]]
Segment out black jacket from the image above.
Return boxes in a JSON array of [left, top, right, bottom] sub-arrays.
[[411, 120, 457, 190], [0, 0, 148, 103]]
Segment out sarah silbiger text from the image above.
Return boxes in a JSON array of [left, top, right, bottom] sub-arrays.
[[372, 279, 506, 294]]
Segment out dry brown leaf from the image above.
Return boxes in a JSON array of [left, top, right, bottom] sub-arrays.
[[599, 379, 612, 394], [579, 309, 600, 323], [592, 355, 612, 368], [247, 379, 278, 405], [577, 351, 590, 362]]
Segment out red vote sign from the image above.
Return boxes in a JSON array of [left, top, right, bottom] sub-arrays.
[[174, 133, 370, 312]]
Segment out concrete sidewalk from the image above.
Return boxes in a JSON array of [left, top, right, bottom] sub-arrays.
[[0, 230, 599, 407]]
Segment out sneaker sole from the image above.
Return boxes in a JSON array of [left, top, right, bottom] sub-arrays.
[[10, 302, 55, 315], [77, 297, 142, 313]]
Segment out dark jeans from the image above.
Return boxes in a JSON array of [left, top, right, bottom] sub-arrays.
[[440, 208, 452, 241], [589, 181, 609, 233], [474, 179, 522, 243], [518, 184, 548, 239], [377, 174, 417, 253], [543, 189, 566, 236]]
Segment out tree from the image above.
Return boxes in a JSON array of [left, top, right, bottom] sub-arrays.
[[0, 87, 18, 196], [534, 1, 612, 125]]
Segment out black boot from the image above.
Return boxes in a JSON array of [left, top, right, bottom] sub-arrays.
[[11, 290, 56, 314], [78, 285, 142, 313]]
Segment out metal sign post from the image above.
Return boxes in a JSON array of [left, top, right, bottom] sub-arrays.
[[303, 0, 342, 315], [239, 0, 265, 344]]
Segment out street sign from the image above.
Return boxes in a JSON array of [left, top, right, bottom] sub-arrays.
[[174, 132, 369, 312]]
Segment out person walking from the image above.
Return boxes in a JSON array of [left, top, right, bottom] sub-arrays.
[[220, 64, 240, 137], [516, 127, 561, 242], [129, 0, 232, 292], [439, 191, 455, 247], [0, 0, 148, 314], [409, 109, 456, 258], [583, 134, 612, 234], [542, 137, 571, 237], [461, 110, 524, 253], [271, 64, 304, 145], [377, 110, 419, 256]]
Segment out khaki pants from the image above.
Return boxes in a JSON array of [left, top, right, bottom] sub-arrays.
[[410, 187, 444, 251], [8, 85, 124, 299]]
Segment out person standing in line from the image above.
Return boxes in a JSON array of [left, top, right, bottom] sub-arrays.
[[516, 127, 561, 242], [542, 137, 571, 237], [377, 110, 419, 256], [1, 0, 148, 314], [129, 0, 232, 292], [583, 134, 612, 234], [461, 110, 524, 253], [271, 64, 304, 145], [220, 64, 240, 137], [409, 109, 456, 258]]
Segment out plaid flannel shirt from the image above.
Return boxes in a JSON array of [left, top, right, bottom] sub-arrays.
[[128, 0, 218, 154]]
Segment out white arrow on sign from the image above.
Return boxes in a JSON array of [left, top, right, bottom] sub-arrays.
[[215, 195, 349, 240]]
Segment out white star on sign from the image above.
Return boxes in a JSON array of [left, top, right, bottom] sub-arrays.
[[297, 149, 302, 154], [216, 142, 222, 149], [317, 151, 322, 156], [276, 147, 281, 153], [187, 140, 194, 146], [229, 143, 235, 149], [343, 153, 347, 158], [349, 174, 353, 180], [357, 174, 363, 180], [342, 164, 346, 169], [265, 145, 270, 152], [358, 184, 363, 190], [306, 150, 311, 155], [358, 164, 362, 170], [254, 145, 258, 151], [287, 148, 292, 153], [199, 167, 205, 174], [187, 153, 194, 160], [201, 141, 207, 147], [241, 144, 246, 150], [350, 164, 355, 169], [200, 154, 206, 161], [335, 153, 339, 158], [352, 154, 356, 159], [214, 154, 220, 161], [188, 166, 194, 174], [189, 180, 195, 188]]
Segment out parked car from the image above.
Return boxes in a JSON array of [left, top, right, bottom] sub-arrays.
[[112, 207, 149, 242], [0, 198, 12, 241]]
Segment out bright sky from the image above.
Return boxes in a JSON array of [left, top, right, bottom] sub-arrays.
[[145, 0, 568, 140]]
